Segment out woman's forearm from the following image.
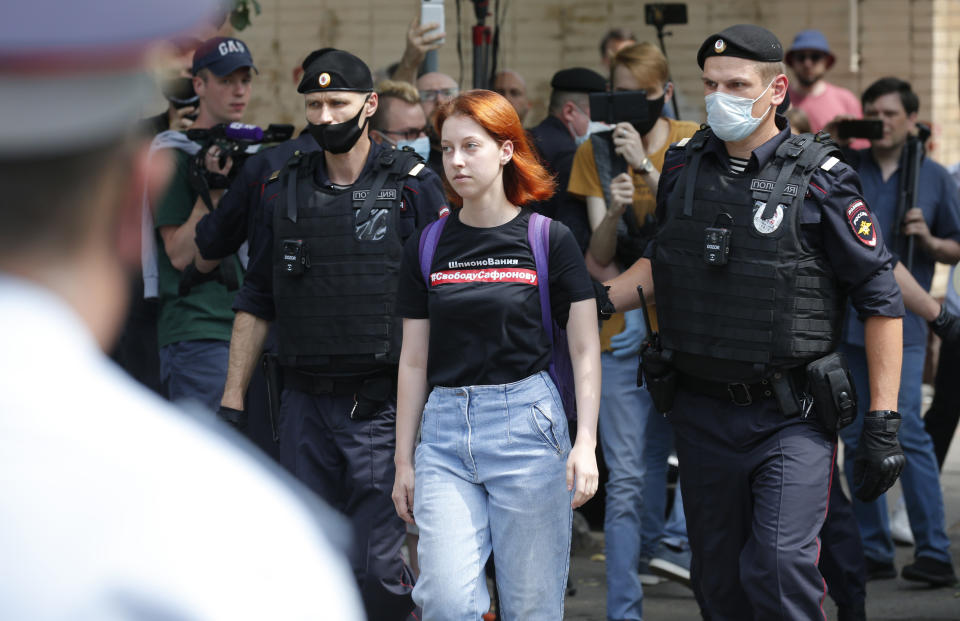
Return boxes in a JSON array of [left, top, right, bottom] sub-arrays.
[[566, 299, 602, 446], [395, 319, 431, 466]]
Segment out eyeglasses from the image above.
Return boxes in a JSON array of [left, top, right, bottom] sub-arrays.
[[420, 87, 459, 102], [793, 51, 825, 63], [379, 126, 428, 141]]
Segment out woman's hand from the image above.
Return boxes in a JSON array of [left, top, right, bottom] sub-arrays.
[[612, 121, 646, 171], [608, 172, 635, 217], [566, 439, 599, 509], [392, 461, 417, 524]]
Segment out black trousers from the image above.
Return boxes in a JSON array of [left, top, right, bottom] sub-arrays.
[[279, 388, 415, 621], [924, 341, 960, 470], [818, 462, 866, 609], [670, 390, 835, 621]]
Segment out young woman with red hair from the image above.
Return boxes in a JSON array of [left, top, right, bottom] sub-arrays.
[[392, 89, 601, 620]]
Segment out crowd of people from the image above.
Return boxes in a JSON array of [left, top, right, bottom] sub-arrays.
[[4, 3, 960, 621]]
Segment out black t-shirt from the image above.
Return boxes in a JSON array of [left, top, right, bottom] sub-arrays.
[[396, 208, 594, 388]]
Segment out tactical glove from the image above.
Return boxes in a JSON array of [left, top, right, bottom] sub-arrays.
[[853, 410, 905, 502], [930, 306, 960, 347], [592, 279, 615, 321], [216, 405, 247, 430]]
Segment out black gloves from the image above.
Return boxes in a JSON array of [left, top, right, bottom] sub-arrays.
[[930, 305, 960, 347], [853, 410, 905, 502], [216, 405, 247, 430]]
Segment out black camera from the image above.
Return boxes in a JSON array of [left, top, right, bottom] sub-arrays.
[[836, 119, 883, 140], [187, 123, 295, 189], [703, 213, 733, 266], [644, 3, 687, 27], [281, 239, 309, 275], [589, 90, 650, 126]]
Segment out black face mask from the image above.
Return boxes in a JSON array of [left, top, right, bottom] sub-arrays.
[[631, 93, 665, 136], [306, 95, 371, 154], [161, 77, 198, 108]]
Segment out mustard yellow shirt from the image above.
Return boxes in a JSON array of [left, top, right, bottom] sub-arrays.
[[568, 118, 700, 351]]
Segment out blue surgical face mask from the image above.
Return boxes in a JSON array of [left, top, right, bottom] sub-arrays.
[[704, 79, 775, 142], [396, 135, 431, 161]]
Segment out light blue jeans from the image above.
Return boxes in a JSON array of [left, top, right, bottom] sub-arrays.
[[413, 371, 573, 621], [599, 352, 654, 621], [642, 402, 689, 556], [838, 342, 952, 564]]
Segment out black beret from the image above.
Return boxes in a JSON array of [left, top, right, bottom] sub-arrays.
[[297, 48, 373, 94], [697, 24, 783, 69], [550, 67, 607, 93]]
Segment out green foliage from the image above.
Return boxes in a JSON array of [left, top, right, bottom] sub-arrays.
[[230, 0, 261, 31]]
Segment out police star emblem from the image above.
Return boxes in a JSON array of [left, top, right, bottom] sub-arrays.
[[846, 199, 877, 247], [714, 39, 726, 54], [318, 72, 331, 88]]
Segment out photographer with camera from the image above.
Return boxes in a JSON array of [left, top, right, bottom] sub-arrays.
[[830, 77, 960, 587], [150, 36, 256, 412], [567, 42, 699, 620]]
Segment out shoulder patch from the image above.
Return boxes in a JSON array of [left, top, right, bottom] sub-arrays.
[[675, 137, 691, 148], [407, 162, 425, 177], [846, 200, 877, 248], [820, 156, 840, 171]]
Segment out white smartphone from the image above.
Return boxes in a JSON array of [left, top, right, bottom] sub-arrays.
[[421, 0, 445, 45]]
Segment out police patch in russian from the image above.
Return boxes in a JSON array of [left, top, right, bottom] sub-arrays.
[[846, 200, 876, 248]]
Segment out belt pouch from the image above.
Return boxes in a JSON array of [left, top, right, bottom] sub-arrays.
[[805, 352, 858, 432]]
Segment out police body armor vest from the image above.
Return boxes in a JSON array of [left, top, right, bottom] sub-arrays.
[[653, 129, 845, 383], [273, 147, 425, 371]]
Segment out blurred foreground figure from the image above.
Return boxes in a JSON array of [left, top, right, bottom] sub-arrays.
[[0, 2, 363, 619]]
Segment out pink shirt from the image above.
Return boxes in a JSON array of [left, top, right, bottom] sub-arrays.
[[789, 81, 862, 131]]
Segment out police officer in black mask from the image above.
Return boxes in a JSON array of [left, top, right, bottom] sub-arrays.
[[600, 25, 906, 620], [217, 48, 446, 621]]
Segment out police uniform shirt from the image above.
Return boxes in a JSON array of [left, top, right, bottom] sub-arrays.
[[234, 138, 447, 321], [841, 147, 960, 347], [528, 116, 577, 218], [195, 132, 320, 261], [652, 117, 904, 323], [396, 209, 595, 388], [527, 116, 593, 254]]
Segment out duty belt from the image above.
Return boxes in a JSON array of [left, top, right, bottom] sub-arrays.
[[282, 367, 390, 396], [678, 366, 806, 410]]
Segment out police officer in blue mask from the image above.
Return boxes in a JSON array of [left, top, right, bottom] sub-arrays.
[[600, 24, 906, 620]]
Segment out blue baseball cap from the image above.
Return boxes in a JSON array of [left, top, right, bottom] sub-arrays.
[[0, 0, 221, 156], [192, 36, 258, 77], [785, 30, 835, 67]]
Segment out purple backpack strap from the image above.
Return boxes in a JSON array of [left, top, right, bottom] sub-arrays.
[[418, 215, 449, 287], [527, 212, 552, 332]]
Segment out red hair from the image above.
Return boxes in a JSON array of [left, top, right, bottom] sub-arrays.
[[434, 89, 555, 207]]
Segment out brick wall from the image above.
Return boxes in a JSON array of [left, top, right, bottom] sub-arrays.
[[233, 0, 958, 166]]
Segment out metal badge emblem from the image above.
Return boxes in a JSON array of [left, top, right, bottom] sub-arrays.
[[752, 200, 785, 234]]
